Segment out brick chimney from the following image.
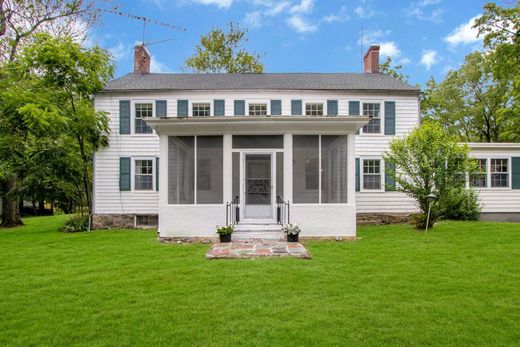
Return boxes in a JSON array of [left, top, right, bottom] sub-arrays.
[[134, 44, 151, 74], [363, 45, 380, 74]]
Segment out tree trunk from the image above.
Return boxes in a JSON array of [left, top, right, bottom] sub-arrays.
[[38, 200, 45, 215], [1, 177, 23, 227]]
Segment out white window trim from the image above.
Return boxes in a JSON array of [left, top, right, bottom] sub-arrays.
[[467, 157, 488, 189], [189, 100, 213, 117], [360, 157, 385, 193], [358, 101, 384, 136], [131, 157, 156, 192], [245, 100, 270, 116], [304, 101, 325, 116], [489, 157, 511, 189], [248, 102, 268, 116], [131, 100, 155, 136]]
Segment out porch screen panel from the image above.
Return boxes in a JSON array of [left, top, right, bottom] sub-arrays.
[[321, 135, 348, 203], [293, 135, 319, 203], [196, 136, 223, 204], [168, 136, 195, 204], [276, 152, 284, 200], [232, 152, 240, 201]]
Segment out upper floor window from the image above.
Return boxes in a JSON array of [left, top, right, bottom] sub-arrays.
[[362, 103, 381, 134], [306, 103, 323, 116], [135, 159, 153, 190], [491, 159, 509, 187], [249, 104, 267, 116], [470, 159, 487, 188], [135, 103, 153, 134], [193, 103, 211, 117], [363, 159, 381, 190]]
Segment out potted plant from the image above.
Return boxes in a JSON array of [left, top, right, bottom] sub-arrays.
[[282, 223, 301, 242], [216, 225, 234, 243]]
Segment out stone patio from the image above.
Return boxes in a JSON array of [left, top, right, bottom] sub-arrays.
[[206, 240, 311, 259]]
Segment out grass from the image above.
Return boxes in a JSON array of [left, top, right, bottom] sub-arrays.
[[1, 216, 519, 346]]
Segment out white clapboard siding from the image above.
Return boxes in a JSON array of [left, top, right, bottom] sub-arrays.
[[93, 90, 421, 215]]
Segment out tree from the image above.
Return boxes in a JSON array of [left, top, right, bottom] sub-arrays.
[[379, 57, 409, 82], [185, 22, 264, 73], [0, 0, 101, 226], [422, 51, 517, 142], [384, 121, 476, 229]]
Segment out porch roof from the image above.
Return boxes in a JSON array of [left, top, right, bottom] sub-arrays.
[[145, 115, 370, 135]]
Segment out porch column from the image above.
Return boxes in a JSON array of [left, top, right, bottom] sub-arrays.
[[348, 133, 356, 205], [223, 133, 233, 204], [158, 134, 169, 234], [283, 133, 293, 203]]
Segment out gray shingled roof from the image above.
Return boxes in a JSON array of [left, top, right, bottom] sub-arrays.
[[102, 73, 420, 93]]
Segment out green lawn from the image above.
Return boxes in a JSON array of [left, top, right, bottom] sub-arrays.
[[1, 216, 519, 346]]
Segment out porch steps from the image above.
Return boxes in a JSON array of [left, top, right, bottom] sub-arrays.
[[232, 223, 284, 240]]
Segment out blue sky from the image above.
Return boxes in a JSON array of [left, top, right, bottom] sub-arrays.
[[87, 0, 495, 86]]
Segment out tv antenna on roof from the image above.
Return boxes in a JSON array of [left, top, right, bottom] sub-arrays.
[[97, 7, 187, 46]]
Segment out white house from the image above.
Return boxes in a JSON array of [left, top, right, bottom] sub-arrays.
[[92, 44, 520, 240]]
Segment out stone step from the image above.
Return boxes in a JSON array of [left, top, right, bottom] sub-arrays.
[[232, 231, 284, 241], [234, 223, 282, 232]]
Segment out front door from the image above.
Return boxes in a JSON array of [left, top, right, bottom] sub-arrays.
[[242, 153, 274, 221]]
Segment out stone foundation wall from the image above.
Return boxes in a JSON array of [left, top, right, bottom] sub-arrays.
[[92, 214, 135, 229], [357, 213, 411, 225]]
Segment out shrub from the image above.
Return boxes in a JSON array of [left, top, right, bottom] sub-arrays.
[[439, 188, 481, 221], [61, 214, 89, 233], [281, 223, 301, 235]]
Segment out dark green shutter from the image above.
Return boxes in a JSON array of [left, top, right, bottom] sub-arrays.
[[384, 101, 396, 135], [327, 100, 338, 116], [156, 157, 159, 191], [385, 161, 396, 191], [271, 100, 282, 115], [214, 100, 225, 116], [291, 100, 302, 115], [119, 157, 131, 191], [119, 100, 130, 134], [177, 100, 188, 117], [355, 158, 360, 192], [350, 101, 360, 134], [512, 157, 520, 189], [156, 100, 167, 117], [234, 100, 245, 116], [349, 101, 360, 116]]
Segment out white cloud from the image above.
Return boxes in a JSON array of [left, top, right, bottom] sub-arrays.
[[420, 50, 437, 70], [418, 0, 441, 5], [358, 29, 390, 46], [379, 42, 401, 58], [289, 0, 314, 14], [190, 0, 233, 8], [265, 1, 291, 16], [399, 57, 412, 65], [108, 42, 130, 61], [354, 6, 375, 19], [322, 5, 349, 23], [287, 14, 318, 33], [245, 11, 263, 28], [444, 16, 481, 47], [151, 55, 171, 73]]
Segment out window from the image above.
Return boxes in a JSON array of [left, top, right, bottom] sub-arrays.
[[136, 215, 158, 227], [197, 136, 223, 204], [168, 137, 195, 204], [491, 158, 509, 187], [193, 103, 211, 117], [249, 104, 267, 116], [135, 103, 153, 134], [470, 159, 487, 188], [362, 103, 381, 134], [363, 159, 381, 190], [135, 159, 153, 190], [305, 103, 323, 116]]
